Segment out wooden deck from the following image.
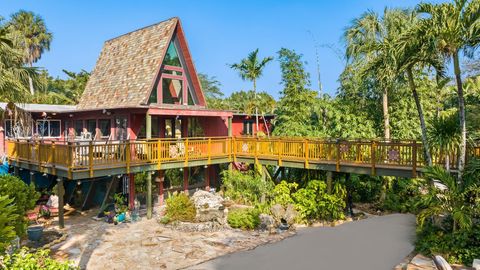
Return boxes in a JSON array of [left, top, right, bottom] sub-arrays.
[[7, 137, 480, 180]]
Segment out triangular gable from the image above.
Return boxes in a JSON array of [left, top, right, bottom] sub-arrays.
[[145, 19, 206, 107]]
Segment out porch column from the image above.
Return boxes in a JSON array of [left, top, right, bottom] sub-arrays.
[[146, 113, 152, 139], [205, 166, 210, 191], [326, 171, 333, 194], [183, 168, 189, 194], [128, 173, 135, 210], [147, 172, 152, 219], [345, 173, 353, 216], [30, 171, 36, 189], [157, 170, 165, 206], [182, 117, 189, 137], [57, 178, 65, 229], [227, 117, 232, 137]]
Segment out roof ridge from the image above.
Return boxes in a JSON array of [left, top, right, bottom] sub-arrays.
[[104, 17, 178, 43]]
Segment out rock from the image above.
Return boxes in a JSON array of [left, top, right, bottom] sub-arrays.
[[191, 190, 225, 223], [433, 255, 452, 270], [259, 214, 275, 231], [270, 204, 285, 223], [284, 204, 298, 226], [407, 254, 438, 270], [473, 259, 480, 270]]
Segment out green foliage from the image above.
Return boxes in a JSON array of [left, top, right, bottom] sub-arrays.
[[415, 222, 480, 266], [349, 174, 383, 203], [221, 169, 273, 205], [292, 180, 346, 222], [1, 247, 78, 269], [199, 73, 226, 109], [271, 181, 298, 207], [0, 195, 18, 253], [113, 193, 128, 214], [227, 208, 260, 230], [382, 177, 426, 213], [0, 175, 38, 237], [35, 69, 90, 105], [164, 192, 196, 223]]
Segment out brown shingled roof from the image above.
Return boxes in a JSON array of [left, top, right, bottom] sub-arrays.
[[77, 17, 178, 110]]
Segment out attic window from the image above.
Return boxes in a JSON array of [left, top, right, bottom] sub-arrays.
[[163, 41, 182, 67]]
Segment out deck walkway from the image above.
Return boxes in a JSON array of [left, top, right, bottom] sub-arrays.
[[7, 137, 480, 180]]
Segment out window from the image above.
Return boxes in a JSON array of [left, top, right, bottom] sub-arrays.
[[86, 119, 96, 135], [162, 78, 183, 104], [4, 119, 13, 137], [243, 120, 254, 135], [163, 41, 182, 67], [74, 120, 83, 136], [36, 120, 61, 137], [188, 118, 204, 137], [98, 119, 111, 137]]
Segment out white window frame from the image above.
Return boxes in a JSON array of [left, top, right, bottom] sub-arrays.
[[36, 119, 62, 138]]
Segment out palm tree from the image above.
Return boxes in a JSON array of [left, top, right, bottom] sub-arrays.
[[395, 10, 446, 166], [230, 49, 273, 134], [428, 113, 461, 172], [345, 9, 407, 140], [7, 10, 52, 95], [0, 27, 38, 102], [418, 165, 477, 232], [417, 0, 480, 179]]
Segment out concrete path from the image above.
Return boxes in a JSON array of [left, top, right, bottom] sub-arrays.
[[191, 214, 416, 270]]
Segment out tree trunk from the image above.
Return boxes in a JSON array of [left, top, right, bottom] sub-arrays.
[[261, 112, 270, 137], [407, 67, 432, 166], [253, 79, 259, 135], [28, 76, 35, 95], [445, 154, 450, 172], [453, 52, 466, 180], [382, 89, 390, 140]]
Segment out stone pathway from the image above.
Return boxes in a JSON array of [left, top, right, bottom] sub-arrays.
[[192, 213, 416, 270]]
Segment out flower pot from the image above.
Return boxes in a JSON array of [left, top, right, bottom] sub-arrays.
[[27, 225, 44, 241]]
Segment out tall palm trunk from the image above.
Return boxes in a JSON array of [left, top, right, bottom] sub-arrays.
[[453, 51, 466, 180], [407, 67, 432, 166], [253, 79, 259, 135], [382, 89, 390, 140], [28, 62, 34, 95]]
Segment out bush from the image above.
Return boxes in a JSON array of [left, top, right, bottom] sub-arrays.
[[382, 177, 426, 213], [164, 192, 196, 223], [1, 247, 78, 269], [227, 208, 260, 230], [0, 195, 18, 253], [0, 175, 39, 237], [415, 222, 480, 266], [349, 174, 382, 203], [221, 169, 273, 205], [271, 181, 298, 207], [293, 180, 345, 222]]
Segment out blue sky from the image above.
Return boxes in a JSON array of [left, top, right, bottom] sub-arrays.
[[1, 0, 442, 99]]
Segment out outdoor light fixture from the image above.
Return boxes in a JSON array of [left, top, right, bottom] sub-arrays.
[[107, 175, 111, 177], [151, 171, 155, 175], [204, 165, 208, 168], [117, 174, 122, 178], [30, 172, 34, 175], [69, 114, 74, 118], [42, 173, 47, 176], [77, 181, 81, 185], [19, 168, 23, 171], [52, 112, 57, 116], [179, 168, 183, 172]]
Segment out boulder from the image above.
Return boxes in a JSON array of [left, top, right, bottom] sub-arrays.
[[433, 255, 452, 270], [191, 190, 225, 223], [473, 259, 480, 270], [284, 204, 298, 226], [407, 254, 438, 270], [259, 214, 275, 231], [270, 204, 285, 223]]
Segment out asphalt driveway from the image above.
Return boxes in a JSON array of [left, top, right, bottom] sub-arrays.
[[191, 214, 416, 270]]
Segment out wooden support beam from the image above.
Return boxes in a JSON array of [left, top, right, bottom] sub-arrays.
[[29, 171, 36, 189], [146, 172, 152, 219], [205, 165, 210, 191], [183, 168, 189, 194], [326, 171, 333, 194], [101, 177, 117, 212], [157, 170, 165, 206], [57, 178, 65, 229], [146, 113, 152, 139], [81, 180, 96, 211], [227, 117, 232, 137], [345, 173, 353, 217], [128, 173, 135, 210]]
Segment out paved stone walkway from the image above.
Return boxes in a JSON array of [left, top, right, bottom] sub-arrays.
[[191, 214, 416, 270]]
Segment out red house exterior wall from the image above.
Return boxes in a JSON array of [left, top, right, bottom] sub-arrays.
[[231, 114, 274, 137]]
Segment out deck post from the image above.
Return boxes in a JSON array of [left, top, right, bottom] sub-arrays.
[[412, 141, 417, 178], [57, 177, 65, 229], [146, 172, 152, 219], [326, 171, 333, 194], [29, 171, 36, 189], [205, 165, 210, 191], [345, 173, 353, 216], [227, 117, 232, 137], [183, 168, 189, 194], [157, 170, 165, 206], [146, 113, 152, 139], [128, 173, 135, 210]]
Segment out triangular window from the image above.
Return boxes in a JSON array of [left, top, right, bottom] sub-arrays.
[[163, 41, 182, 67]]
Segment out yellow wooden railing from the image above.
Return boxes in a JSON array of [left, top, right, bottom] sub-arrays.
[[6, 137, 480, 179]]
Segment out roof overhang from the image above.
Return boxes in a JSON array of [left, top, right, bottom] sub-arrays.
[[147, 107, 232, 117]]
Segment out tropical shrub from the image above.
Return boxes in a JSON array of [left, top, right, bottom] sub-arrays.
[[227, 208, 260, 230], [349, 174, 383, 203], [292, 180, 346, 222], [0, 195, 18, 253], [164, 192, 196, 223], [1, 247, 78, 269], [382, 177, 426, 213], [271, 180, 298, 207], [221, 169, 273, 205], [415, 222, 480, 266], [0, 175, 39, 237]]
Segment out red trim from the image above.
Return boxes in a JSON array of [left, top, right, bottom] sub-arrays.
[[163, 65, 183, 72], [147, 107, 232, 117], [162, 73, 183, 80]]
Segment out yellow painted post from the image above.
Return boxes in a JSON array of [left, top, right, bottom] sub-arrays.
[[277, 140, 282, 167], [126, 140, 131, 174], [157, 140, 162, 170], [255, 137, 259, 164], [336, 140, 340, 172], [207, 138, 212, 164], [184, 138, 189, 167], [67, 142, 72, 180], [304, 139, 309, 169], [371, 140, 377, 176], [51, 141, 56, 175], [412, 140, 417, 178], [89, 141, 94, 178], [232, 137, 237, 163]]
